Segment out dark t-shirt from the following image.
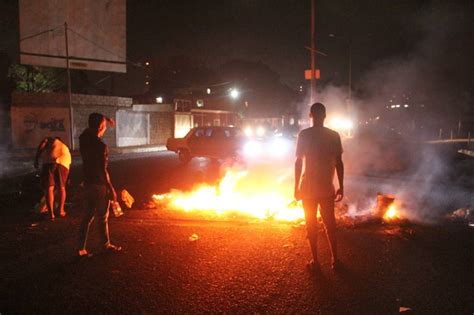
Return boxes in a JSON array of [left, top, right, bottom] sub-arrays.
[[79, 128, 108, 185]]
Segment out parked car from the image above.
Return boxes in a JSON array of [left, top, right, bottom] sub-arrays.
[[166, 126, 245, 163]]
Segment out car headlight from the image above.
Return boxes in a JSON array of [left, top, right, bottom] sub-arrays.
[[269, 137, 291, 156], [256, 126, 266, 137], [243, 140, 263, 157], [244, 126, 253, 137]]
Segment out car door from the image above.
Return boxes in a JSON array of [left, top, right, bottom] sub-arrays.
[[187, 128, 205, 155], [200, 127, 218, 158], [208, 128, 227, 158]]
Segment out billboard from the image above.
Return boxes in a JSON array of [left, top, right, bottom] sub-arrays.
[[19, 0, 126, 73]]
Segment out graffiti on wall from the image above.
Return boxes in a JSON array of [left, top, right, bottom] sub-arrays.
[[23, 114, 66, 133], [12, 107, 71, 148]]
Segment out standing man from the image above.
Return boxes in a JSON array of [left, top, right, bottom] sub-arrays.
[[294, 103, 344, 271], [78, 113, 121, 257], [34, 137, 71, 220]]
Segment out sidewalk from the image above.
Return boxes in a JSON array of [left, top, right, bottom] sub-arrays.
[[0, 144, 167, 178]]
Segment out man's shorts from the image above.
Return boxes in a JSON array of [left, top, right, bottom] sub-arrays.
[[41, 163, 69, 189]]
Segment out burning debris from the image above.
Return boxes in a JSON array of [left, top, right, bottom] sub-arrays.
[[152, 166, 406, 226], [375, 193, 401, 221], [153, 168, 304, 222], [188, 233, 199, 242]]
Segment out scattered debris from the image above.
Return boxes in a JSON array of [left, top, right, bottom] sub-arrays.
[[447, 208, 474, 226], [449, 208, 468, 219], [399, 306, 412, 312], [121, 189, 135, 208], [33, 196, 48, 214], [375, 193, 395, 218], [188, 233, 199, 242], [143, 201, 157, 209]]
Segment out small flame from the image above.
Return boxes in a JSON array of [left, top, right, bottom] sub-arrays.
[[383, 204, 399, 221]]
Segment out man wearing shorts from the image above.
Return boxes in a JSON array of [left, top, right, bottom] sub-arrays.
[[78, 113, 121, 257], [34, 137, 71, 220], [294, 103, 344, 271]]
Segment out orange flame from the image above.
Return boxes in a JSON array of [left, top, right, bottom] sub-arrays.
[[383, 204, 399, 221], [153, 167, 403, 224], [153, 168, 305, 221]]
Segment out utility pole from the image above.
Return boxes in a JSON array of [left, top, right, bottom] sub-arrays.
[[64, 22, 74, 150], [348, 46, 352, 104], [310, 0, 316, 104]]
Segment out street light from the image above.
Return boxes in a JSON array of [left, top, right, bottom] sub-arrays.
[[230, 88, 239, 99]]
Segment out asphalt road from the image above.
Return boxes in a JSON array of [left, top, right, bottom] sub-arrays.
[[1, 152, 473, 313]]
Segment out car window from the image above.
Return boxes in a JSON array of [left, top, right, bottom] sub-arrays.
[[193, 128, 205, 137], [212, 129, 227, 138], [227, 128, 241, 138], [205, 128, 213, 137]]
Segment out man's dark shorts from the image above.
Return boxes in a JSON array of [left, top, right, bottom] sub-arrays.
[[41, 163, 69, 188]]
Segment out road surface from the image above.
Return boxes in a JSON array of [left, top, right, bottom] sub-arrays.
[[1, 152, 473, 313]]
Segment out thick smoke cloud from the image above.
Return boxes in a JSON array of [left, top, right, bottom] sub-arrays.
[[361, 2, 472, 130], [295, 2, 473, 223]]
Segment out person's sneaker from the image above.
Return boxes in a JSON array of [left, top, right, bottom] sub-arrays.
[[104, 244, 122, 252], [78, 249, 89, 257]]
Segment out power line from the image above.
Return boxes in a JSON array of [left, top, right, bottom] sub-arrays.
[[67, 27, 141, 67], [15, 24, 142, 68], [19, 25, 63, 42]]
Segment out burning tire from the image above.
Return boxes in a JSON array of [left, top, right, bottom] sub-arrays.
[[178, 149, 192, 163]]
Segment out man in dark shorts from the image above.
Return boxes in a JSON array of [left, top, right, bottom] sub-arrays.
[[78, 113, 121, 257], [294, 103, 344, 272], [34, 137, 71, 220]]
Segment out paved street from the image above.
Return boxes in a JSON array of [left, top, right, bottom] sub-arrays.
[[1, 152, 473, 313]]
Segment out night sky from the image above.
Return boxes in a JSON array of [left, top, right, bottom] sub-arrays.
[[1, 0, 472, 120], [126, 0, 471, 89]]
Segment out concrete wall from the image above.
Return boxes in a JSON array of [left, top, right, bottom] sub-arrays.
[[11, 92, 173, 149], [150, 112, 173, 144], [133, 104, 174, 145], [71, 93, 131, 149]]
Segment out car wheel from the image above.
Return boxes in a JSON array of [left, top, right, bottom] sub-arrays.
[[178, 149, 192, 163]]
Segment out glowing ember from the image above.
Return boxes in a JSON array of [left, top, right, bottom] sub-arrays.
[[383, 204, 399, 221], [153, 168, 305, 221]]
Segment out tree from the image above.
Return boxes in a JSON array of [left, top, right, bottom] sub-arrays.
[[8, 64, 64, 93]]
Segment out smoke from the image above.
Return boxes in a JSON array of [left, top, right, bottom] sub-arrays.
[[293, 2, 473, 223], [361, 2, 472, 130], [297, 85, 362, 122]]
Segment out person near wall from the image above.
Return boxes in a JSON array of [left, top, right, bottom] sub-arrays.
[[34, 136, 71, 220], [78, 113, 121, 257], [294, 102, 344, 272]]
